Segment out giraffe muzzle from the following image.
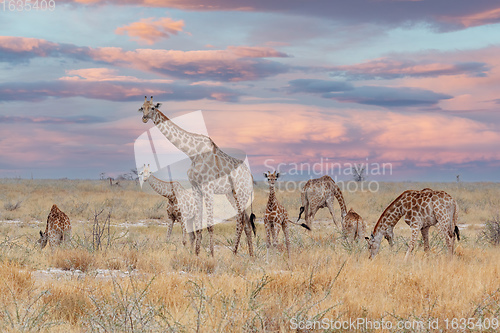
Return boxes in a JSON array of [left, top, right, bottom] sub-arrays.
[[142, 116, 149, 123]]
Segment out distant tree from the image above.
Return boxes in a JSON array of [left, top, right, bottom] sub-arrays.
[[456, 175, 460, 183], [352, 164, 366, 182]]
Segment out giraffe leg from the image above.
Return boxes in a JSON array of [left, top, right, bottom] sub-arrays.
[[264, 216, 272, 250], [303, 204, 309, 226], [421, 226, 430, 252], [180, 219, 189, 247], [184, 217, 196, 248], [195, 230, 203, 255], [264, 216, 272, 262], [271, 221, 279, 248], [243, 213, 254, 257], [275, 220, 281, 238], [203, 189, 215, 257], [167, 218, 175, 243], [226, 191, 254, 257], [207, 225, 214, 257], [347, 224, 355, 243], [307, 205, 320, 228], [193, 188, 204, 256], [326, 198, 338, 228], [437, 217, 454, 256], [188, 222, 196, 248], [405, 226, 420, 261]]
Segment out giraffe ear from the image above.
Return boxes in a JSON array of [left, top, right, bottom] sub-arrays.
[[39, 230, 43, 237], [263, 173, 268, 178], [365, 237, 370, 241], [276, 172, 280, 178]]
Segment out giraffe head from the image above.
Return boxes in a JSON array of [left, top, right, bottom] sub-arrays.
[[37, 230, 48, 249], [139, 96, 162, 123], [365, 233, 381, 259], [139, 164, 152, 182], [264, 171, 280, 186]]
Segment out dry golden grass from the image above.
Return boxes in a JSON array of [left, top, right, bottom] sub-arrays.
[[0, 179, 498, 332]]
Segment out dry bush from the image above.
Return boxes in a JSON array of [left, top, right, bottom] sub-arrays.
[[0, 261, 33, 297], [480, 216, 500, 246], [50, 249, 94, 272], [84, 277, 162, 332], [42, 283, 91, 325], [170, 251, 216, 274], [146, 200, 166, 220], [3, 200, 22, 212]]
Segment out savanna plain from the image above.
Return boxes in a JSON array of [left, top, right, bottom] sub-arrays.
[[0, 178, 499, 332]]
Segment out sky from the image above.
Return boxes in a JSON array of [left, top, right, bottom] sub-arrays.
[[0, 0, 499, 181]]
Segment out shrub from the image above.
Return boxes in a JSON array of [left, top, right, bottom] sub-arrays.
[[480, 216, 500, 246]]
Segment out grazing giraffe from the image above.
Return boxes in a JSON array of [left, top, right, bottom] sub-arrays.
[[140, 164, 196, 247], [342, 208, 366, 242], [365, 188, 460, 259], [264, 171, 310, 259], [38, 204, 71, 249], [139, 96, 255, 257], [297, 175, 347, 228]]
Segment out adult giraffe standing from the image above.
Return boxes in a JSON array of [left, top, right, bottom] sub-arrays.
[[138, 96, 255, 257]]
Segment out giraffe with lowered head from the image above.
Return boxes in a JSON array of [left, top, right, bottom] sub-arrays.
[[297, 175, 347, 228], [38, 204, 71, 249], [343, 208, 366, 242], [366, 188, 460, 259], [140, 164, 196, 247]]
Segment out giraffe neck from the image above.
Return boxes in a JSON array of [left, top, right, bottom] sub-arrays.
[[147, 175, 174, 198], [147, 174, 186, 198], [44, 216, 50, 233], [152, 109, 212, 159], [373, 193, 406, 236], [332, 183, 347, 216], [267, 184, 277, 206]]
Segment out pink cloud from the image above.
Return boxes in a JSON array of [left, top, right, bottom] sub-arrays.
[[0, 36, 289, 81], [380, 46, 500, 111], [193, 102, 500, 169], [59, 68, 173, 83], [86, 45, 289, 81], [330, 58, 489, 80], [58, 0, 500, 30], [115, 17, 185, 45], [0, 36, 55, 53], [440, 7, 500, 28]]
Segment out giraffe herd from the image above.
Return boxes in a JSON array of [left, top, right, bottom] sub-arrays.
[[37, 96, 461, 261]]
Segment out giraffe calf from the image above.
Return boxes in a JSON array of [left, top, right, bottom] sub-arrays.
[[264, 171, 310, 259], [38, 204, 71, 249], [140, 165, 196, 248], [342, 208, 366, 242]]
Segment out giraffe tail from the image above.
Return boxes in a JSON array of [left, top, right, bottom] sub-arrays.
[[249, 213, 256, 236], [296, 206, 305, 222], [289, 220, 311, 231], [454, 226, 460, 241], [300, 223, 311, 231], [453, 200, 460, 241]]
